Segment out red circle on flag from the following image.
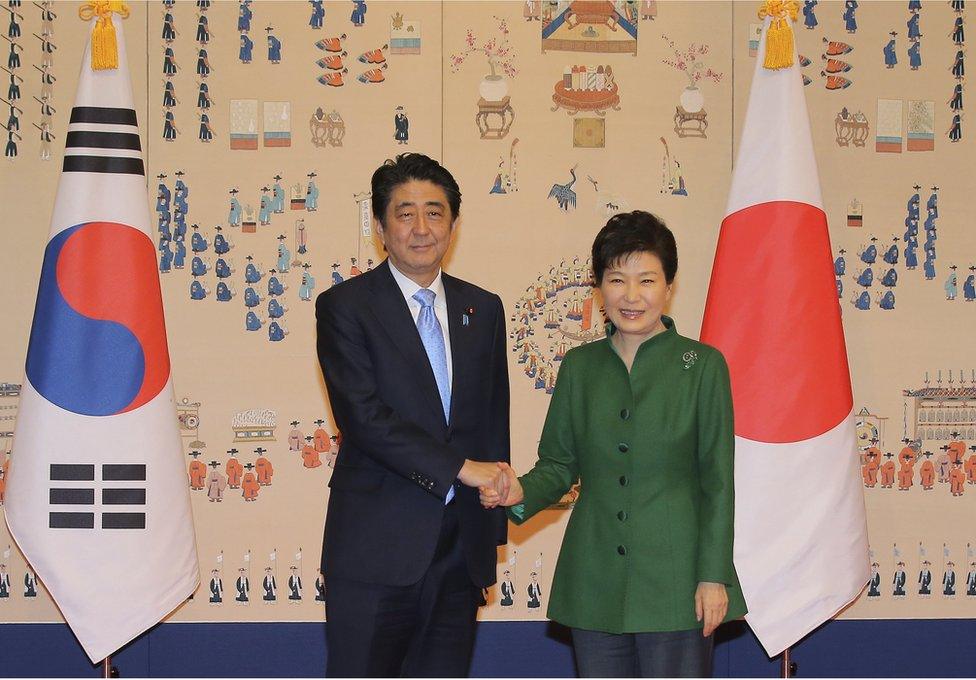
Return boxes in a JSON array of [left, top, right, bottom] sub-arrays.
[[700, 201, 852, 443]]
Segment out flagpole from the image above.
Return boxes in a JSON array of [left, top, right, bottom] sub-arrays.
[[780, 647, 796, 678], [101, 656, 115, 678]]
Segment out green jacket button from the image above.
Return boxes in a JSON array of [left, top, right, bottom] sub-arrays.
[[617, 510, 627, 521], [617, 545, 627, 555], [620, 409, 630, 420], [618, 443, 629, 453], [619, 475, 628, 487]]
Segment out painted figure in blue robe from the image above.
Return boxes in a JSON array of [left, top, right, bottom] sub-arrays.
[[853, 290, 871, 310], [948, 113, 962, 142], [331, 267, 343, 286], [145, 50, 174, 79], [860, 243, 877, 264], [238, 1, 252, 32], [904, 219, 917, 241], [883, 35, 897, 68], [269, 321, 286, 342], [175, 177, 189, 205], [159, 241, 173, 273], [199, 113, 213, 142], [163, 111, 177, 140], [197, 48, 211, 77], [949, 84, 963, 111], [267, 34, 282, 64], [163, 80, 177, 108], [945, 272, 958, 300], [309, 0, 325, 29], [190, 280, 208, 301], [299, 270, 315, 301], [173, 214, 187, 240], [259, 193, 272, 225], [923, 253, 936, 280], [229, 193, 242, 227], [277, 243, 291, 272], [923, 212, 936, 232], [878, 290, 896, 310], [881, 268, 898, 288], [926, 191, 938, 217], [907, 13, 920, 40], [191, 230, 209, 253], [268, 298, 286, 319], [908, 41, 921, 70], [905, 244, 918, 269], [244, 286, 262, 308], [963, 274, 976, 301], [952, 17, 965, 45], [157, 182, 171, 209], [350, 0, 367, 26], [908, 190, 920, 218], [174, 237, 187, 269], [883, 243, 899, 266], [157, 218, 172, 241], [191, 256, 209, 277], [952, 50, 965, 78], [198, 82, 211, 109], [239, 34, 253, 63], [856, 268, 873, 287], [245, 311, 262, 331], [215, 258, 233, 279], [214, 230, 231, 254], [268, 275, 285, 296], [834, 253, 846, 275], [196, 14, 210, 44], [272, 180, 286, 213], [394, 109, 409, 143], [802, 1, 818, 29], [245, 261, 263, 283], [216, 281, 234, 302], [162, 13, 176, 41], [836, 278, 843, 298], [305, 179, 319, 211], [843, 1, 858, 33]]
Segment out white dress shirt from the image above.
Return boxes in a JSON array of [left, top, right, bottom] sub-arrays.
[[387, 260, 453, 384]]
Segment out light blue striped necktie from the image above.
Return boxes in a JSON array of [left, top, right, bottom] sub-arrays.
[[413, 288, 455, 504]]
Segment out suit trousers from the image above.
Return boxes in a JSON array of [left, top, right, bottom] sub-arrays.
[[325, 502, 482, 677], [571, 627, 714, 678]]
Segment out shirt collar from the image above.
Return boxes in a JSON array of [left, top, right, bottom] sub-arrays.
[[388, 258, 446, 308]]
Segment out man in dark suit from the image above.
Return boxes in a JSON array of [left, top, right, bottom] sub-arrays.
[[316, 153, 510, 677]]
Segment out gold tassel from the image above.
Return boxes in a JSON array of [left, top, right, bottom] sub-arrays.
[[79, 1, 130, 71], [758, 0, 799, 70]]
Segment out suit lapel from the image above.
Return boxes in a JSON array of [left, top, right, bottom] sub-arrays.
[[366, 260, 443, 420], [443, 273, 471, 428]]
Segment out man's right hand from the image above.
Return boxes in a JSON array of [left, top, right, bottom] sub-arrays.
[[458, 459, 506, 490]]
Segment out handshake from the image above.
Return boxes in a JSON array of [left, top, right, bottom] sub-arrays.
[[458, 460, 524, 508]]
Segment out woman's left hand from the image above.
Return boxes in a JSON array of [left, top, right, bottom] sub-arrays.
[[694, 581, 728, 637]]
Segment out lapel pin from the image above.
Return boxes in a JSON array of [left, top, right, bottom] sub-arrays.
[[462, 306, 474, 326]]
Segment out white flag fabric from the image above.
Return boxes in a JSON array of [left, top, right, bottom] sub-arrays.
[[4, 13, 198, 663], [699, 14, 870, 656]]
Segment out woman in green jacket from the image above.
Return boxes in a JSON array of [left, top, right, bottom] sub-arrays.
[[482, 211, 746, 677]]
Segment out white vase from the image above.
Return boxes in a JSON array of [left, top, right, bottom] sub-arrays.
[[680, 86, 704, 113], [479, 75, 508, 102]]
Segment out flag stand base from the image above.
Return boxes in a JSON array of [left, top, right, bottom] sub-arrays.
[[780, 647, 797, 678]]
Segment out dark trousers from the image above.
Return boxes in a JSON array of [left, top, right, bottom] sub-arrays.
[[571, 627, 714, 678], [325, 504, 481, 677]]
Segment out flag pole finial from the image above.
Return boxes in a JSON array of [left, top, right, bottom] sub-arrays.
[[758, 0, 799, 70], [78, 1, 130, 71]]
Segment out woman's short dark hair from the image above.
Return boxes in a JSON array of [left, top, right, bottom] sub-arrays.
[[371, 153, 462, 225], [591, 210, 678, 284]]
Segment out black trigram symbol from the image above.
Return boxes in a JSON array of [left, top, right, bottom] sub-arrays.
[[49, 464, 147, 530]]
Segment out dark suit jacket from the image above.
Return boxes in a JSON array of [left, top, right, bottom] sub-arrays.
[[316, 259, 510, 588]]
